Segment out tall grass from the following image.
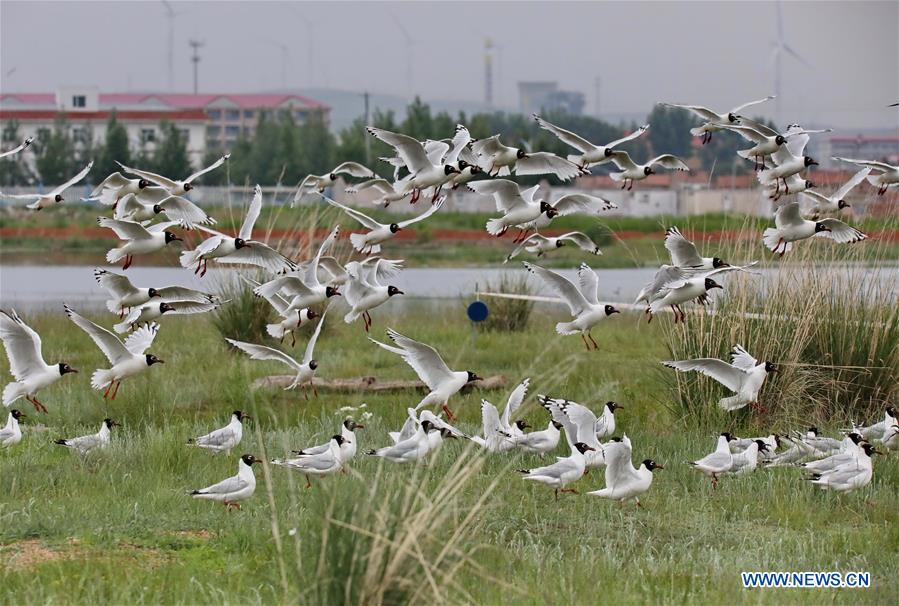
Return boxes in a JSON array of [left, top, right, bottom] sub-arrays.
[[660, 221, 899, 429], [480, 274, 536, 332]]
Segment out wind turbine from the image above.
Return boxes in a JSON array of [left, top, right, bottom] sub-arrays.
[[388, 9, 416, 94], [161, 0, 188, 91], [770, 0, 812, 125], [286, 6, 316, 87]]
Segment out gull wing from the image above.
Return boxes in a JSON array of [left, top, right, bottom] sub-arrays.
[[50, 161, 93, 196], [124, 322, 159, 355], [533, 114, 595, 153], [116, 161, 178, 190], [238, 185, 262, 241], [664, 227, 704, 267], [0, 310, 48, 381], [302, 308, 328, 365], [523, 262, 588, 316], [501, 378, 530, 429], [730, 95, 776, 114], [662, 358, 745, 392], [370, 329, 455, 391], [64, 305, 132, 365], [185, 153, 230, 184], [576, 263, 600, 305], [331, 161, 376, 178], [774, 202, 804, 229], [93, 268, 138, 298], [816, 219, 868, 244], [226, 339, 304, 373], [730, 345, 758, 371], [397, 195, 445, 227]]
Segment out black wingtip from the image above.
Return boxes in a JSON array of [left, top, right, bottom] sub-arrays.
[[187, 438, 195, 444], [517, 469, 529, 474], [53, 439, 67, 446], [365, 449, 377, 456], [189, 490, 201, 495]]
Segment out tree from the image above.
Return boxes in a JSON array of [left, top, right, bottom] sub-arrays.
[[401, 97, 434, 141], [645, 105, 697, 160], [296, 112, 336, 179], [153, 122, 191, 180], [96, 112, 131, 178], [34, 115, 75, 186], [0, 120, 36, 186]]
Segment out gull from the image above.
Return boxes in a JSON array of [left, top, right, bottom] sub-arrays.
[[118, 153, 230, 196], [64, 305, 163, 400], [514, 192, 617, 235], [188, 410, 250, 455], [367, 127, 460, 202], [190, 453, 260, 509], [54, 418, 119, 454], [801, 434, 865, 474], [881, 424, 899, 451], [851, 406, 898, 442], [504, 231, 602, 263], [369, 328, 481, 420], [87, 172, 152, 206], [294, 162, 377, 200], [765, 435, 816, 467], [587, 436, 663, 506], [94, 268, 217, 318], [1, 309, 78, 413], [663, 345, 777, 412], [534, 114, 650, 167], [755, 136, 821, 195], [728, 440, 768, 475], [326, 195, 444, 254], [800, 427, 847, 458], [113, 299, 220, 333], [471, 135, 583, 181], [519, 441, 595, 500], [241, 276, 318, 347], [292, 418, 365, 465], [180, 185, 295, 276], [607, 151, 689, 190], [387, 408, 465, 446], [539, 396, 606, 469], [716, 124, 788, 171], [731, 434, 780, 462], [0, 135, 34, 159], [114, 192, 215, 229], [832, 157, 898, 195], [471, 378, 530, 452], [2, 161, 92, 210], [761, 173, 815, 202], [252, 226, 341, 311], [506, 417, 562, 456], [272, 435, 348, 488], [800, 168, 869, 215], [643, 266, 741, 323], [367, 419, 436, 463], [762, 202, 867, 256], [419, 409, 468, 444], [345, 178, 409, 208], [689, 432, 736, 488], [227, 308, 328, 398], [557, 399, 622, 440], [98, 217, 183, 270], [659, 96, 775, 144], [343, 257, 405, 331], [807, 443, 877, 492], [1, 410, 25, 447], [468, 179, 558, 239], [523, 262, 620, 350], [663, 227, 732, 271]]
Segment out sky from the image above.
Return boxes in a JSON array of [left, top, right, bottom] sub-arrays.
[[1, 1, 897, 130]]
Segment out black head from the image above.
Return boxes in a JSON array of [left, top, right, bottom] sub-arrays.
[[421, 420, 435, 432], [604, 304, 620, 316], [847, 432, 864, 445], [103, 418, 120, 429], [886, 406, 897, 417], [712, 257, 730, 268], [605, 401, 623, 412], [555, 240, 565, 248], [233, 410, 251, 422], [574, 441, 596, 454], [326, 285, 341, 298], [804, 156, 818, 167], [775, 135, 786, 146], [764, 361, 778, 373], [516, 149, 527, 159], [183, 182, 194, 192], [643, 166, 654, 176], [164, 231, 182, 244], [443, 164, 459, 175], [754, 439, 769, 452], [58, 362, 78, 375], [389, 223, 401, 233], [808, 426, 819, 435], [470, 164, 484, 175], [308, 359, 318, 371], [54, 194, 64, 203], [440, 427, 457, 439], [138, 179, 150, 189], [466, 371, 482, 383], [727, 112, 738, 123], [332, 434, 347, 445], [804, 180, 814, 190], [515, 419, 530, 430], [861, 443, 878, 457], [344, 418, 364, 431], [329, 173, 337, 181], [148, 287, 160, 298], [704, 277, 723, 291], [10, 409, 25, 420], [720, 431, 736, 442], [837, 199, 850, 210], [642, 459, 664, 471], [145, 354, 164, 366], [604, 147, 614, 157], [159, 302, 175, 314], [814, 222, 831, 233], [387, 285, 404, 297], [234, 237, 248, 248], [458, 159, 470, 170], [241, 453, 260, 466], [551, 420, 563, 430]]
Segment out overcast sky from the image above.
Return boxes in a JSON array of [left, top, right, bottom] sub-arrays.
[[1, 1, 897, 129]]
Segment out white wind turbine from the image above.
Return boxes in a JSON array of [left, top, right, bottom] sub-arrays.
[[770, 0, 812, 125]]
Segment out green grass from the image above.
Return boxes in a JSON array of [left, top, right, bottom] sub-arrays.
[[1, 307, 897, 604]]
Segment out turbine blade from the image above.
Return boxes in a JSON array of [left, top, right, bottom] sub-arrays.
[[782, 43, 813, 69]]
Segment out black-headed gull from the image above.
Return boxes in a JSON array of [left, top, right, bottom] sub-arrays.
[[519, 441, 595, 500], [606, 151, 689, 190], [188, 410, 249, 454], [728, 440, 768, 474], [523, 262, 619, 350], [241, 277, 318, 347], [471, 135, 583, 181], [587, 435, 663, 506], [367, 127, 460, 203], [514, 192, 617, 236], [118, 153, 229, 196], [664, 227, 732, 271], [755, 137, 820, 195], [226, 308, 328, 399], [367, 419, 435, 463], [345, 178, 410, 208], [343, 257, 404, 331], [114, 192, 215, 229], [0, 135, 34, 159], [54, 418, 119, 454], [272, 435, 347, 488], [326, 195, 444, 254], [94, 268, 217, 318], [0, 409, 25, 447], [807, 443, 877, 492], [64, 305, 163, 400], [851, 407, 897, 442], [87, 172, 153, 206], [504, 231, 601, 263], [539, 396, 606, 469], [558, 399, 622, 440], [190, 453, 259, 509], [2, 161, 92, 210], [369, 328, 481, 420], [505, 417, 562, 456], [641, 263, 756, 322], [801, 168, 869, 215], [1, 309, 78, 413], [113, 299, 220, 334], [294, 162, 376, 200], [801, 434, 865, 474], [689, 432, 736, 488], [533, 114, 650, 168], [663, 345, 777, 412], [180, 185, 295, 276], [293, 418, 364, 464], [659, 96, 775, 144], [468, 179, 557, 239], [98, 217, 183, 270], [762, 202, 867, 256], [832, 157, 898, 195], [472, 378, 530, 452]]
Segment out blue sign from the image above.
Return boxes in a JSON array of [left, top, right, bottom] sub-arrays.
[[467, 301, 489, 322]]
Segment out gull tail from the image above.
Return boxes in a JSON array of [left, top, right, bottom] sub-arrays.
[[718, 394, 747, 411], [607, 172, 626, 182], [555, 321, 580, 336], [106, 247, 127, 263], [2, 381, 27, 406], [266, 323, 286, 339], [344, 310, 361, 324], [112, 319, 132, 334], [566, 154, 585, 165], [737, 149, 756, 161], [486, 218, 506, 236], [179, 249, 200, 269], [690, 126, 708, 137], [349, 233, 377, 254], [106, 299, 123, 315], [91, 369, 115, 390], [762, 228, 790, 254]]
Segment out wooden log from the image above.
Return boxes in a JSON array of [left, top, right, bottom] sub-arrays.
[[251, 375, 508, 392]]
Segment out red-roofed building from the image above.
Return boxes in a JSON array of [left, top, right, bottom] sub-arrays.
[[0, 87, 330, 167]]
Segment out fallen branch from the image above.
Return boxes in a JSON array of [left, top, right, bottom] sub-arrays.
[[252, 375, 509, 392]]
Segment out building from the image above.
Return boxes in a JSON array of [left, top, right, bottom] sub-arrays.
[[819, 134, 899, 169], [0, 88, 330, 168], [518, 81, 585, 116]]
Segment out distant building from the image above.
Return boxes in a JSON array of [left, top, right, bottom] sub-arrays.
[[518, 81, 585, 116], [0, 88, 330, 168], [819, 134, 899, 169]]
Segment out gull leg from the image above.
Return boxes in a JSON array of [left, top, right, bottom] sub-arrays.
[[27, 395, 49, 414], [290, 332, 296, 348], [628, 179, 633, 191], [620, 180, 627, 190], [110, 380, 121, 400], [103, 381, 113, 399], [305, 475, 312, 489], [200, 258, 208, 278], [441, 404, 458, 423], [560, 488, 580, 495], [711, 476, 719, 490], [554, 488, 559, 501], [311, 380, 318, 398], [646, 309, 653, 324], [302, 386, 309, 401], [635, 498, 643, 508], [581, 333, 591, 350], [588, 333, 599, 351]]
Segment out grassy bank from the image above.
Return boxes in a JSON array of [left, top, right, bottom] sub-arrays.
[[1, 307, 897, 604]]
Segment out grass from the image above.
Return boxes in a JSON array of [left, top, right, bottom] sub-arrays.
[[1, 306, 897, 604]]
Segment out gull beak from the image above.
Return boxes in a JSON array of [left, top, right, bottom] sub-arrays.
[[156, 359, 165, 364], [810, 160, 819, 166], [355, 424, 365, 429], [172, 235, 183, 242], [586, 446, 597, 451], [70, 368, 79, 373], [243, 415, 253, 421], [655, 463, 665, 470], [396, 290, 405, 295]]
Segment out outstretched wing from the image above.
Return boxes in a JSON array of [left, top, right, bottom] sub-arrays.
[[331, 161, 376, 179], [662, 358, 745, 392], [730, 95, 776, 114], [397, 196, 445, 227], [558, 232, 601, 254], [117, 161, 178, 190], [185, 153, 230, 184], [226, 339, 304, 373], [158, 195, 215, 229], [369, 328, 454, 391], [239, 185, 262, 241], [576, 263, 600, 305], [0, 310, 48, 381], [774, 202, 804, 229], [97, 217, 154, 241], [604, 124, 650, 149], [0, 136, 34, 159], [302, 308, 328, 365], [93, 268, 137, 298], [664, 227, 703, 267], [501, 378, 530, 429], [514, 152, 583, 181], [648, 155, 690, 171], [325, 197, 382, 230], [730, 345, 758, 371], [124, 322, 159, 355], [50, 161, 93, 196], [523, 262, 588, 316], [816, 219, 868, 244], [550, 193, 616, 215], [533, 114, 595, 153], [64, 305, 131, 365], [832, 168, 871, 201]]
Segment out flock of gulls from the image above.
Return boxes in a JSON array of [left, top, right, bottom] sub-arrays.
[[1, 96, 896, 508]]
